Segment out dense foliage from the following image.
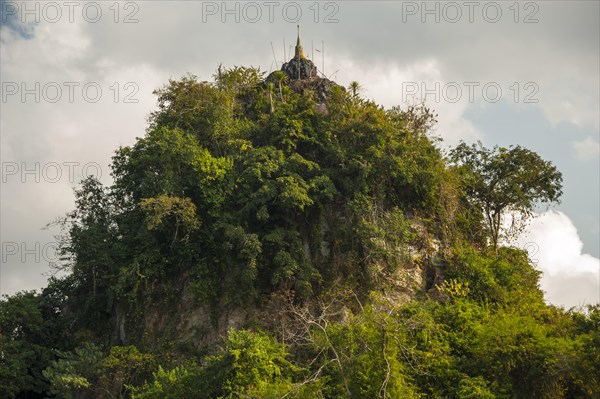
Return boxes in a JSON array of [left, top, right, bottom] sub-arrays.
[[449, 142, 562, 251], [2, 66, 596, 399]]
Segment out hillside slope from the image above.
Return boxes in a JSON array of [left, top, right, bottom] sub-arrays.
[[1, 60, 598, 399]]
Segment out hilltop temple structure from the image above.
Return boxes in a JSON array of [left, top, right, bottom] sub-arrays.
[[280, 27, 318, 80], [267, 26, 341, 103]]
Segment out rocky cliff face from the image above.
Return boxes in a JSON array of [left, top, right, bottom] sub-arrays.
[[135, 206, 442, 353], [281, 55, 318, 80]]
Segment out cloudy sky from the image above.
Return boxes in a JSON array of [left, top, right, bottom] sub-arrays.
[[1, 0, 598, 308]]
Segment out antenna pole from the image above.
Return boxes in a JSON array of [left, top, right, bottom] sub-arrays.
[[271, 41, 278, 68], [322, 41, 325, 77]]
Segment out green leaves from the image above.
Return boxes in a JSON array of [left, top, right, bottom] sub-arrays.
[[43, 344, 155, 399], [219, 224, 262, 304], [113, 127, 232, 203], [131, 363, 201, 399], [140, 195, 200, 243], [444, 246, 543, 306], [237, 147, 333, 215], [449, 141, 563, 250], [43, 343, 103, 398], [0, 291, 53, 397], [133, 329, 321, 399], [104, 71, 454, 308]]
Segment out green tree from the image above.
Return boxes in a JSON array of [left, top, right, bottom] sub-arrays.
[[43, 344, 155, 399], [449, 142, 562, 251], [131, 363, 202, 399], [52, 177, 119, 340], [0, 286, 73, 398], [139, 195, 200, 244], [0, 291, 51, 397], [269, 70, 288, 102], [348, 81, 362, 98], [43, 343, 104, 399], [133, 329, 322, 399]]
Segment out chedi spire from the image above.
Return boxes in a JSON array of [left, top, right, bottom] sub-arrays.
[[295, 25, 305, 59], [281, 26, 316, 80]]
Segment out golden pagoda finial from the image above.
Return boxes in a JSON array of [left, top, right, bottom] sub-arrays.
[[295, 25, 305, 59]]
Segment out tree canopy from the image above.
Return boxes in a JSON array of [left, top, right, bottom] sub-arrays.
[[1, 66, 594, 399], [449, 141, 562, 250]]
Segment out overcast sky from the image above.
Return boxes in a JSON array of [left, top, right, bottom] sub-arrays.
[[1, 0, 598, 308]]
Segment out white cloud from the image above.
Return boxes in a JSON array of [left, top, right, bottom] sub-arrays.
[[572, 136, 600, 161], [1, 16, 164, 296], [536, 79, 600, 131], [333, 57, 481, 145], [516, 211, 600, 308]]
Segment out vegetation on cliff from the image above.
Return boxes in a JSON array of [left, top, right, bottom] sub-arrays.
[[2, 65, 597, 399]]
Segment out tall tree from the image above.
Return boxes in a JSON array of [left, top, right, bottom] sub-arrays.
[[449, 142, 562, 251]]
